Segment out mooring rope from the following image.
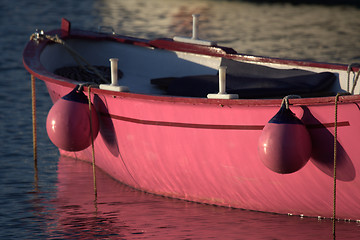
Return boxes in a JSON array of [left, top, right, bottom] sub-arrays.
[[86, 86, 98, 201], [333, 93, 341, 240], [351, 70, 360, 95], [31, 75, 38, 187]]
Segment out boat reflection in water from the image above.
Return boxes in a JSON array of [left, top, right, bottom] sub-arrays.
[[45, 156, 359, 239]]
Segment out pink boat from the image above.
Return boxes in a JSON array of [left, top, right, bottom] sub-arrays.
[[23, 18, 360, 221]]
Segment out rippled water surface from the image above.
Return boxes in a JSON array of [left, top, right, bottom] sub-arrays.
[[1, 0, 360, 239]]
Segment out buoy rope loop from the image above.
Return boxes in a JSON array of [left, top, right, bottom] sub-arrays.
[[76, 82, 100, 92], [281, 97, 289, 109], [30, 31, 109, 84], [77, 84, 84, 92], [281, 95, 301, 109]]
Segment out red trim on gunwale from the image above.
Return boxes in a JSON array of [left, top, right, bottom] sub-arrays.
[[101, 112, 350, 130], [63, 29, 355, 71]]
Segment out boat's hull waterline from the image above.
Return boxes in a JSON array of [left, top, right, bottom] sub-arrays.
[[23, 19, 360, 221]]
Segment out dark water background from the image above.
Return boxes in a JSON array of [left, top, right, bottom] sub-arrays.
[[1, 0, 360, 239]]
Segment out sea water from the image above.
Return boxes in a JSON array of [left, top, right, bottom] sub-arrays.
[[1, 0, 360, 239]]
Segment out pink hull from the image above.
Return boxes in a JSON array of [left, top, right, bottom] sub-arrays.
[[45, 82, 360, 220]]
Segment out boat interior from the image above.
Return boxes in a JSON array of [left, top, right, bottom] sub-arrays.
[[41, 38, 353, 99]]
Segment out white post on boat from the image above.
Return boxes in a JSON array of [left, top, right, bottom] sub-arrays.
[[207, 66, 239, 99], [192, 14, 199, 40], [99, 58, 129, 92], [218, 66, 227, 94], [110, 58, 119, 86]]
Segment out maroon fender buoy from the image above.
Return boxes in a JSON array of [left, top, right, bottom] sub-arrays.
[[258, 102, 311, 174], [46, 87, 99, 151]]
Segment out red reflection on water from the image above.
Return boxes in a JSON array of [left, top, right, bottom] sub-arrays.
[[45, 156, 360, 239]]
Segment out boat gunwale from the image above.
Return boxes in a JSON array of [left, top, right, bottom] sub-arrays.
[[23, 28, 360, 107]]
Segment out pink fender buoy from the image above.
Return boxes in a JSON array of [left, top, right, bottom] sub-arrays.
[[258, 100, 311, 174], [46, 87, 99, 151]]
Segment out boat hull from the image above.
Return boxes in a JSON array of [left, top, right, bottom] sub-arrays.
[[44, 81, 360, 220]]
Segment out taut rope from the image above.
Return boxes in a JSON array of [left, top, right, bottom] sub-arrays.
[[347, 63, 360, 94], [332, 93, 342, 240], [30, 31, 110, 84]]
